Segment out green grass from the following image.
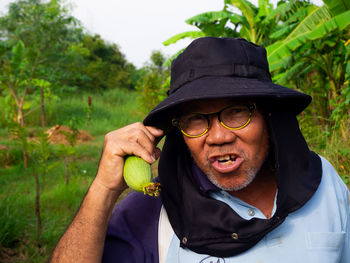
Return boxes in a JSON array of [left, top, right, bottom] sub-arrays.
[[300, 116, 350, 185], [0, 88, 146, 262], [0, 146, 99, 262], [24, 89, 145, 136]]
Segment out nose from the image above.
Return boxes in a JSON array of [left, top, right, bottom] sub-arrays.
[[205, 116, 237, 145]]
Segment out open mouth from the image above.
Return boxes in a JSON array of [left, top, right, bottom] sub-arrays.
[[210, 154, 243, 173]]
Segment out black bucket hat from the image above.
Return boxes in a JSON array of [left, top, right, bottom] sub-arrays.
[[143, 37, 311, 130]]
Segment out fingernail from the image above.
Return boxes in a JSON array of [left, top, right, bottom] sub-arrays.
[[151, 154, 156, 162]]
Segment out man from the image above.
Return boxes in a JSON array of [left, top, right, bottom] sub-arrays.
[[51, 37, 349, 262]]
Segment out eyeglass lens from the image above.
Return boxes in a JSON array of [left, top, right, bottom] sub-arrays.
[[179, 105, 251, 136]]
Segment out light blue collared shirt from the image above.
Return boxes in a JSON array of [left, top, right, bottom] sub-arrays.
[[166, 156, 349, 262]]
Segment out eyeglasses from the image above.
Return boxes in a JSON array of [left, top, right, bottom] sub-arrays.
[[172, 104, 256, 138]]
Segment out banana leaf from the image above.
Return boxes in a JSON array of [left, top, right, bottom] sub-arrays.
[[267, 9, 350, 72], [229, 0, 256, 30], [162, 31, 205, 46], [257, 0, 271, 18], [285, 5, 330, 41], [269, 24, 297, 39], [285, 7, 311, 24], [308, 10, 350, 39], [322, 0, 350, 16], [185, 11, 232, 25]]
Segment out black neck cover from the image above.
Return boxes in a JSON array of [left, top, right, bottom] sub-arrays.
[[158, 110, 322, 257]]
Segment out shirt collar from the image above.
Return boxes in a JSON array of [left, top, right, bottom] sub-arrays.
[[191, 161, 220, 193]]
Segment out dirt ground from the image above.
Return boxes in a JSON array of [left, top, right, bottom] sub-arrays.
[[46, 125, 94, 145]]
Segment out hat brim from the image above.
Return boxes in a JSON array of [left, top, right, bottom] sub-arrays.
[[143, 76, 311, 131]]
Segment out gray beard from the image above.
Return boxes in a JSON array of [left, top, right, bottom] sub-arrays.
[[206, 165, 259, 191], [187, 143, 269, 192]]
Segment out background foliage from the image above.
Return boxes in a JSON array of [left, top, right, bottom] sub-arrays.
[[0, 0, 349, 262], [135, 50, 170, 112]]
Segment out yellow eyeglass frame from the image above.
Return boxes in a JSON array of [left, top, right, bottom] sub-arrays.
[[172, 103, 256, 138]]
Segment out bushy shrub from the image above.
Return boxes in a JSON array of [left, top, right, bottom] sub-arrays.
[[136, 51, 170, 112]]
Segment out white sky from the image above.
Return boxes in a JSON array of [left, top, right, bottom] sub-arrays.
[[0, 0, 323, 68]]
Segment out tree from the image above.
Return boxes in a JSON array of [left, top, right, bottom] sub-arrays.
[[136, 51, 170, 112], [0, 40, 30, 127], [224, 0, 277, 45], [0, 0, 86, 127], [0, 0, 86, 167], [79, 34, 136, 91], [31, 78, 51, 127]]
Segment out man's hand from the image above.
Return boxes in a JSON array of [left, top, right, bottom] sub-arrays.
[[50, 123, 163, 263], [95, 122, 163, 193]]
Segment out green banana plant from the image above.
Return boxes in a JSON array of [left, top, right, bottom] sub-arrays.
[[267, 1, 350, 72], [162, 10, 234, 46]]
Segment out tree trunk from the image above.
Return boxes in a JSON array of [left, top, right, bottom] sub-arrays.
[[18, 107, 25, 127], [34, 171, 42, 245], [23, 148, 28, 169], [40, 87, 45, 128], [18, 107, 28, 168]]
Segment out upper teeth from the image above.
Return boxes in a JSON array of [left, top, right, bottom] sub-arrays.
[[217, 155, 234, 161]]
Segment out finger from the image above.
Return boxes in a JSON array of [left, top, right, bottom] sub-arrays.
[[103, 124, 163, 162], [124, 123, 156, 146], [120, 141, 157, 164], [145, 125, 164, 137], [122, 123, 163, 146], [104, 130, 153, 160], [133, 130, 160, 159], [145, 126, 164, 145], [134, 124, 163, 145], [127, 125, 163, 156]]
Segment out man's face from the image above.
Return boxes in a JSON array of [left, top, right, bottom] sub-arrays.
[[180, 98, 269, 191]]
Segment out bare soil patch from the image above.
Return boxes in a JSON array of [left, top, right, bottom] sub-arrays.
[[46, 125, 94, 145]]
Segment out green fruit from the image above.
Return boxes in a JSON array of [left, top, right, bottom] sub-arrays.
[[123, 156, 151, 192], [123, 155, 160, 197]]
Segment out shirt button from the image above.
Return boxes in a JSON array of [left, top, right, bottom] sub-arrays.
[[248, 209, 255, 217], [231, 233, 239, 240]]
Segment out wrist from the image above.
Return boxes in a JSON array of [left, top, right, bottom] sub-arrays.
[[86, 179, 125, 215]]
